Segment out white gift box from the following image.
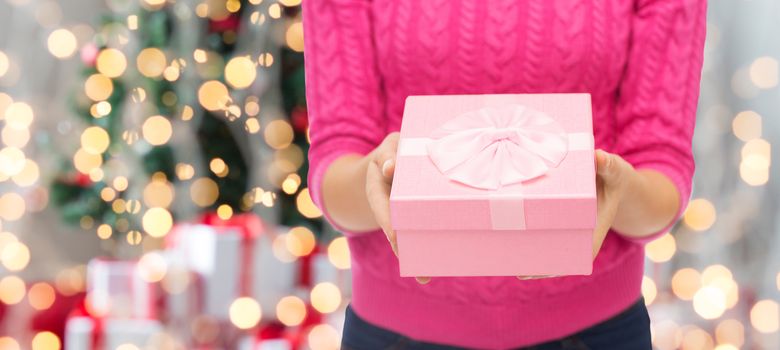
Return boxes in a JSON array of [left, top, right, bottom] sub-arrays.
[[64, 316, 164, 350], [86, 258, 155, 319], [166, 223, 297, 321]]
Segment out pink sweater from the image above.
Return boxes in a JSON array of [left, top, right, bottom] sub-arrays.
[[302, 0, 706, 348]]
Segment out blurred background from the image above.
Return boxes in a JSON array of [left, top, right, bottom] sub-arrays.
[[0, 0, 776, 349]]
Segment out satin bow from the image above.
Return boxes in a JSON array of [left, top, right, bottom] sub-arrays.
[[426, 105, 569, 190]]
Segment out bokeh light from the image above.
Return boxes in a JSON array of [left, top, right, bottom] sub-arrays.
[[224, 56, 256, 89], [327, 237, 351, 269], [285, 226, 316, 257], [0, 275, 26, 304], [84, 74, 113, 101], [732, 110, 762, 141], [47, 29, 77, 59], [31, 332, 60, 350], [642, 276, 657, 305], [276, 295, 307, 327], [672, 268, 701, 301], [198, 80, 230, 111], [307, 324, 341, 350], [96, 48, 127, 78], [683, 199, 716, 231], [693, 286, 727, 320], [285, 22, 304, 52], [310, 282, 341, 314], [28, 282, 56, 310], [142, 115, 173, 146], [80, 126, 110, 154], [4, 102, 34, 130], [136, 47, 167, 78], [296, 188, 322, 219], [137, 251, 168, 283], [1, 240, 30, 271], [190, 177, 219, 207], [0, 337, 20, 350], [645, 232, 676, 263], [229, 297, 262, 329], [142, 207, 173, 238], [750, 299, 779, 333], [749, 56, 779, 88], [715, 319, 744, 348]]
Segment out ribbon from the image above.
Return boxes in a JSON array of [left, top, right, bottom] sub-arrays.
[[398, 104, 594, 229], [429, 104, 568, 190]]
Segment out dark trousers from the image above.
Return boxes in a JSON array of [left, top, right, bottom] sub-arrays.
[[341, 299, 651, 350]]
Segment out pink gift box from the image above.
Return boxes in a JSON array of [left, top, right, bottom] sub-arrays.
[[389, 93, 597, 277]]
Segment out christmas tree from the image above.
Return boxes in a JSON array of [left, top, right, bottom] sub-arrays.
[[48, 0, 321, 245]]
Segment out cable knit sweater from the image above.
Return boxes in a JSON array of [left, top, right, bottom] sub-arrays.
[[302, 0, 706, 348]]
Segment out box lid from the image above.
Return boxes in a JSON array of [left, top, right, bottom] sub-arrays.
[[389, 93, 596, 231]]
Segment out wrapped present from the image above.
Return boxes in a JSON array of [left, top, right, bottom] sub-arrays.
[[64, 315, 165, 350], [86, 258, 156, 319], [390, 93, 597, 277], [64, 298, 166, 350], [165, 213, 297, 321]]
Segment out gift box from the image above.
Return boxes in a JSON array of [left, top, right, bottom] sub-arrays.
[[86, 258, 156, 319], [64, 315, 164, 350], [390, 93, 597, 277], [165, 214, 297, 321]]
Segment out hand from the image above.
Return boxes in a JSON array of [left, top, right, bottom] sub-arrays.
[[517, 149, 633, 281], [365, 132, 431, 284], [591, 149, 633, 257]]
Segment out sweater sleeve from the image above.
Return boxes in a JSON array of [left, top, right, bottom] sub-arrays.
[[611, 0, 707, 243], [302, 0, 386, 230]]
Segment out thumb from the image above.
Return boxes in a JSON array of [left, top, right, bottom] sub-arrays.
[[595, 149, 618, 179], [382, 158, 395, 180]]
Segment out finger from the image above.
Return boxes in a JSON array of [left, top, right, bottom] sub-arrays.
[[382, 159, 396, 181], [596, 149, 631, 183], [366, 162, 397, 256], [517, 275, 556, 280], [595, 149, 612, 177], [415, 276, 431, 284]]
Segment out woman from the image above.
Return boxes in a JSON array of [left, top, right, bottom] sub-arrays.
[[302, 0, 706, 349]]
